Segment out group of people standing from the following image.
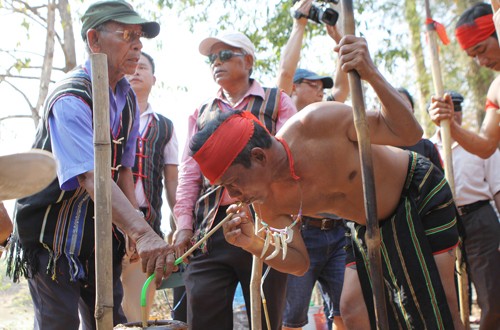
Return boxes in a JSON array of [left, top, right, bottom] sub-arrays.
[[1, 0, 499, 329]]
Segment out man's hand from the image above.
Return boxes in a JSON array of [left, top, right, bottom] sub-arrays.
[[135, 229, 175, 288], [428, 94, 457, 127], [173, 229, 193, 264], [326, 24, 343, 44], [292, 0, 312, 25], [222, 204, 255, 250], [335, 35, 377, 80]]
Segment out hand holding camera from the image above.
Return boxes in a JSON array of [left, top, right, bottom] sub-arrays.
[[292, 0, 339, 26]]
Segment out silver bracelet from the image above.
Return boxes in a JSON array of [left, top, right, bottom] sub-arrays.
[[136, 209, 145, 218]]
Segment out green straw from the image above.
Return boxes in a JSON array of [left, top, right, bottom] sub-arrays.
[[141, 258, 185, 307]]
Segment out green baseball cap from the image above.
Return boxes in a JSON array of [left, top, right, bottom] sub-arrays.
[[81, 0, 160, 40]]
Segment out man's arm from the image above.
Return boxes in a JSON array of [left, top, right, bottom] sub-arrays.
[[428, 82, 500, 159], [77, 170, 174, 287], [117, 167, 139, 209], [326, 24, 349, 103], [276, 0, 310, 95], [164, 164, 178, 211], [0, 202, 12, 257], [336, 36, 422, 145]]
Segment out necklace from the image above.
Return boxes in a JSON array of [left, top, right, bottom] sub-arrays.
[[257, 137, 302, 261]]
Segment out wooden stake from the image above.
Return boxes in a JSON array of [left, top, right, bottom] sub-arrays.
[[424, 1, 469, 328], [250, 214, 262, 330], [342, 1, 388, 328], [91, 53, 113, 330]]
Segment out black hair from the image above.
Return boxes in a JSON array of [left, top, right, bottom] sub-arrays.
[[141, 51, 155, 74], [456, 2, 497, 39], [397, 87, 414, 110], [190, 110, 272, 168], [445, 90, 464, 112]]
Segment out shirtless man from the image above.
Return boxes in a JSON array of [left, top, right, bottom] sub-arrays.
[[189, 36, 464, 330]]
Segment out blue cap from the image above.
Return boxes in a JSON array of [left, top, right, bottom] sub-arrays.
[[293, 68, 333, 89]]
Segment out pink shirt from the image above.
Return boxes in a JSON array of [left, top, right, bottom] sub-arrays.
[[174, 80, 297, 230]]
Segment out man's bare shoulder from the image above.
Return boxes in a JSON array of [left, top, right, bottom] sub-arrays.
[[278, 101, 353, 137], [487, 75, 500, 105]]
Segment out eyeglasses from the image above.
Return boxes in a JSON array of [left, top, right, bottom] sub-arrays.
[[207, 50, 246, 65], [103, 29, 146, 43], [298, 80, 324, 92]]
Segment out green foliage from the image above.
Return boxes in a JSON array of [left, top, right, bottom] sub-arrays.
[[14, 58, 30, 73]]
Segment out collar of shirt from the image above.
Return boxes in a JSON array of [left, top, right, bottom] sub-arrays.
[[215, 79, 265, 108], [140, 104, 159, 121]]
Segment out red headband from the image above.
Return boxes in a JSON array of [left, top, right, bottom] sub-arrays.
[[193, 111, 265, 184], [455, 14, 495, 50]]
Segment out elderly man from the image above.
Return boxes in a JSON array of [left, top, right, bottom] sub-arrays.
[[6, 1, 174, 329], [190, 36, 464, 330], [429, 2, 500, 158], [173, 31, 297, 329]]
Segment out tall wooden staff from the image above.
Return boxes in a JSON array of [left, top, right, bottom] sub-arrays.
[[342, 1, 388, 328], [423, 1, 469, 328], [250, 214, 262, 330], [91, 53, 114, 330]]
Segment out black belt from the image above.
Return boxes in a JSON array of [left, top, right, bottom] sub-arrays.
[[457, 200, 490, 216], [301, 217, 343, 231]]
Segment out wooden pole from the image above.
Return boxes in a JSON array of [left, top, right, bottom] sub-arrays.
[[423, 2, 469, 328], [91, 53, 114, 330], [250, 214, 262, 330], [342, 1, 388, 329]]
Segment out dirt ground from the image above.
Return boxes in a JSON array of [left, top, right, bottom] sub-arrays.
[[0, 258, 480, 329]]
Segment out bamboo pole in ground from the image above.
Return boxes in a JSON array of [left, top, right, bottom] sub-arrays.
[[423, 1, 469, 328], [91, 53, 113, 330], [250, 213, 262, 330], [342, 1, 388, 329]]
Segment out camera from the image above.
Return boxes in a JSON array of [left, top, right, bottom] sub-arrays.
[[292, 0, 339, 26]]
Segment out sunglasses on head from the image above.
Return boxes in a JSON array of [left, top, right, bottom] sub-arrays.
[[207, 50, 246, 65]]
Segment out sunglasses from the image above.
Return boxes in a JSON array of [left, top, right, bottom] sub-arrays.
[[207, 50, 246, 65], [299, 80, 324, 91], [103, 29, 146, 43]]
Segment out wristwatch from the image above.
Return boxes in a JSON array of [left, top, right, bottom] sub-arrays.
[[291, 9, 307, 20]]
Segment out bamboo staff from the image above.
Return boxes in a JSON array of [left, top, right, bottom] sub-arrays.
[[91, 53, 113, 330], [250, 214, 262, 330], [342, 1, 388, 328], [423, 1, 469, 328]]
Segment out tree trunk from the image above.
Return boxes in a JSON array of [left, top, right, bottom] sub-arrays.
[[57, 0, 76, 72], [33, 0, 56, 128], [404, 0, 433, 136]]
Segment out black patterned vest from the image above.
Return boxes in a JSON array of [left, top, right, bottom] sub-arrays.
[[193, 86, 282, 249], [7, 66, 137, 283], [132, 113, 173, 238]]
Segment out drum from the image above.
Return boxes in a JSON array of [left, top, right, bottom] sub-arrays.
[[114, 320, 188, 330], [0, 149, 56, 201]]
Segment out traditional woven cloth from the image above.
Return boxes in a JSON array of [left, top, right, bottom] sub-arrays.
[[348, 152, 459, 329]]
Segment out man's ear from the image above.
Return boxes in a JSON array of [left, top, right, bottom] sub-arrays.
[[86, 29, 101, 53], [250, 147, 266, 165]]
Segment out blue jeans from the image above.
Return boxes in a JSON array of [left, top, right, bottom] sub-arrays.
[[282, 220, 346, 328]]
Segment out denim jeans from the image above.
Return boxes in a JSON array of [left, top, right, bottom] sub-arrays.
[[282, 220, 347, 328]]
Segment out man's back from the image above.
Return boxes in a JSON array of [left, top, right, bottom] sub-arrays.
[[268, 101, 411, 223]]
